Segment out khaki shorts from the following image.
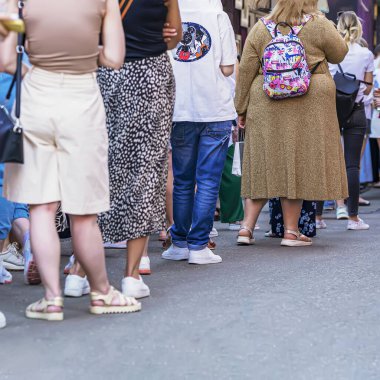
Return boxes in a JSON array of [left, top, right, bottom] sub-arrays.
[[4, 67, 110, 215]]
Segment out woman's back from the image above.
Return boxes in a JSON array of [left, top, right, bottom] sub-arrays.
[[122, 0, 167, 61], [25, 0, 105, 74]]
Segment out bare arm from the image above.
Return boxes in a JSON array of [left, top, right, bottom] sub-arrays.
[[164, 0, 182, 50], [220, 65, 234, 77], [363, 71, 373, 96], [99, 0, 125, 69]]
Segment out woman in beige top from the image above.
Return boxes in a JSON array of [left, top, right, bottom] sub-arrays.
[[235, 0, 348, 247], [0, 0, 141, 321]]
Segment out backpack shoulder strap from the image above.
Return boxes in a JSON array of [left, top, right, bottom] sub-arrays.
[[292, 14, 312, 36], [260, 17, 276, 39]]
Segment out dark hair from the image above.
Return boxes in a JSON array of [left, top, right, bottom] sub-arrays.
[[375, 45, 380, 57]]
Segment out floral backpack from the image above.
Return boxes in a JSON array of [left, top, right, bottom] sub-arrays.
[[261, 15, 317, 100]]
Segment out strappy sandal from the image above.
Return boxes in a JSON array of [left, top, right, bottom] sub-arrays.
[[208, 239, 216, 250], [237, 226, 255, 245], [25, 297, 64, 321], [281, 229, 312, 247], [90, 286, 141, 315]]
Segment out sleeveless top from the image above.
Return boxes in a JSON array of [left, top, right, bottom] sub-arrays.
[[122, 0, 168, 62], [24, 0, 106, 74]]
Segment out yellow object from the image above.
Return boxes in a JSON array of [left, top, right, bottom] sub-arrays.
[[1, 18, 25, 33]]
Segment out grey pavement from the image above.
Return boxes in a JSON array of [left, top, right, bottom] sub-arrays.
[[1, 190, 380, 380]]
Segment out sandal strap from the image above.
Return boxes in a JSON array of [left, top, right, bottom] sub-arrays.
[[239, 226, 253, 235], [29, 297, 63, 311], [285, 229, 301, 239], [90, 286, 138, 307]]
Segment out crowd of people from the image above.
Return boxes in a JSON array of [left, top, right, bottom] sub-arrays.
[[0, 0, 379, 328]]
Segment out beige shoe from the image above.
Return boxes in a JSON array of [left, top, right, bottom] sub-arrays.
[[281, 229, 312, 247], [90, 286, 141, 315], [237, 226, 255, 245], [25, 297, 64, 321]]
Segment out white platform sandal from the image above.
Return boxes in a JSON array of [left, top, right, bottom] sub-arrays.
[[237, 226, 255, 245], [281, 229, 312, 247]]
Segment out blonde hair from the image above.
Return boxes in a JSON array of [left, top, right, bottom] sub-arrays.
[[267, 0, 320, 25], [337, 11, 363, 45]]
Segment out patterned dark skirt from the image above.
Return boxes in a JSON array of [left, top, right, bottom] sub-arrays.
[[269, 199, 317, 238], [97, 53, 175, 242]]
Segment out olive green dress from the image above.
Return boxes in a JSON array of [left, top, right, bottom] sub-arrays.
[[235, 16, 349, 200]]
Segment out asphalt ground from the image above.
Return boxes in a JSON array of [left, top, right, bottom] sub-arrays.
[[1, 190, 380, 380]]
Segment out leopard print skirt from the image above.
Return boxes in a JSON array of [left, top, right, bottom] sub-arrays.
[[97, 53, 175, 243]]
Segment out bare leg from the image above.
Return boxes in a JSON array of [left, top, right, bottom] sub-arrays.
[[142, 237, 149, 258], [126, 236, 149, 279], [280, 198, 303, 240], [69, 214, 109, 294], [29, 203, 61, 300], [241, 198, 267, 230], [10, 218, 29, 247], [69, 259, 86, 277], [336, 199, 345, 208]]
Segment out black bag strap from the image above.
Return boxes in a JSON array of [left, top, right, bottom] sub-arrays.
[[6, 1, 25, 117]]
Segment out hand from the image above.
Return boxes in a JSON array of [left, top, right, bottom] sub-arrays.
[[375, 98, 380, 109], [232, 126, 238, 144], [0, 21, 9, 40], [374, 89, 380, 98], [163, 23, 178, 44], [238, 114, 246, 129]]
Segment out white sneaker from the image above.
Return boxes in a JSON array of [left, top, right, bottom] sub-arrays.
[[347, 218, 370, 231], [209, 227, 219, 238], [188, 247, 222, 265], [64, 254, 75, 275], [0, 311, 6, 329], [139, 256, 151, 275], [316, 219, 327, 229], [0, 262, 12, 284], [229, 223, 241, 231], [162, 244, 190, 261], [121, 276, 150, 299], [64, 275, 90, 297], [3, 243, 24, 271], [336, 206, 349, 220], [104, 241, 127, 249]]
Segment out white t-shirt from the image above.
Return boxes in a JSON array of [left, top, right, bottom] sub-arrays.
[[330, 43, 374, 103], [171, 0, 237, 122]]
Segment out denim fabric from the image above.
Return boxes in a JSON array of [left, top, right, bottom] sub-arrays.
[[0, 184, 29, 240], [170, 121, 231, 250]]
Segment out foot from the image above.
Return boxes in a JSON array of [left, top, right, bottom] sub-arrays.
[[188, 247, 222, 265], [336, 205, 349, 220], [3, 243, 24, 271], [316, 219, 327, 229], [0, 262, 12, 284], [281, 229, 312, 247], [0, 311, 5, 329], [25, 297, 64, 321], [162, 244, 190, 261], [63, 254, 75, 275], [64, 274, 90, 297], [358, 197, 371, 206], [347, 218, 369, 231], [90, 286, 141, 315], [139, 256, 151, 275], [121, 276, 150, 299], [158, 230, 167, 241], [208, 239, 216, 250], [237, 226, 255, 245], [23, 238, 41, 285], [209, 227, 219, 238], [103, 241, 127, 249]]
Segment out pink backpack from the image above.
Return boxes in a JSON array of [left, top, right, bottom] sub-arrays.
[[261, 15, 316, 100]]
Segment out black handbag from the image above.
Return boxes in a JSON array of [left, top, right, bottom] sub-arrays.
[[334, 64, 361, 126], [0, 2, 25, 164]]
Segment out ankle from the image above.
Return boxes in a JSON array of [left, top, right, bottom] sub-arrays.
[[349, 216, 359, 222]]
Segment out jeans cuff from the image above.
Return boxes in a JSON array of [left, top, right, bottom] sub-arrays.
[[188, 243, 207, 251], [172, 240, 188, 249]]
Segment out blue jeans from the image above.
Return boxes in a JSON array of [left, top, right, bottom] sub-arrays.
[[170, 121, 232, 250], [0, 183, 29, 240]]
